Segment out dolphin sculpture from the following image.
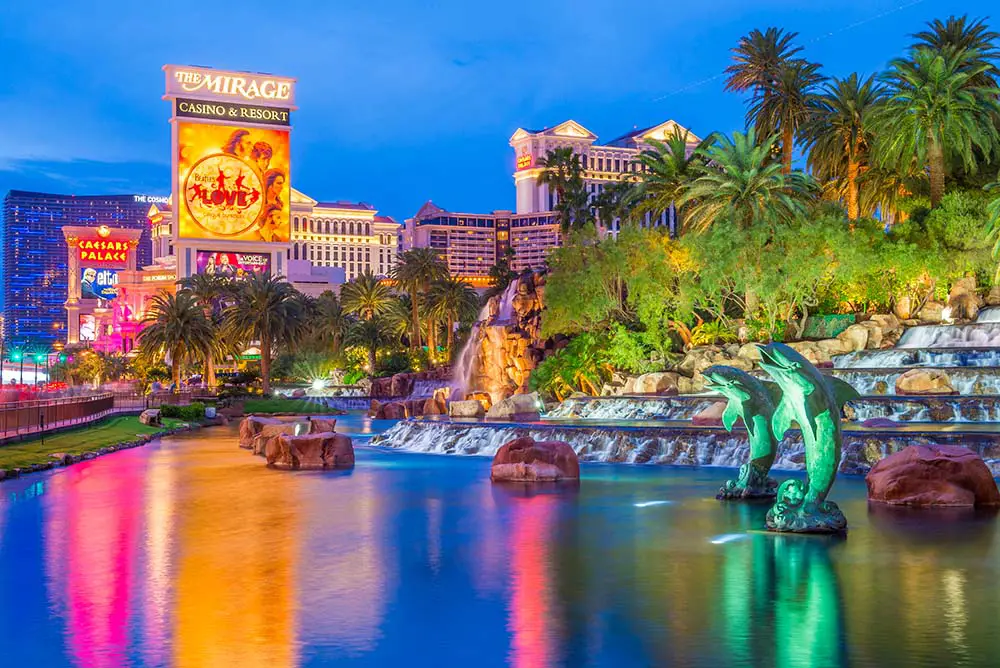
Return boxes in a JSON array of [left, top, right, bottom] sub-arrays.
[[756, 342, 860, 533], [703, 365, 779, 500]]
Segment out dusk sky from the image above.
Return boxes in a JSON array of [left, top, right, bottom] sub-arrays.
[[0, 0, 993, 222]]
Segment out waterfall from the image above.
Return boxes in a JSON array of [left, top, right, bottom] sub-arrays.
[[546, 396, 720, 421], [370, 419, 1000, 475], [449, 280, 523, 401], [898, 324, 1000, 349], [978, 307, 1000, 323], [830, 368, 1000, 395]]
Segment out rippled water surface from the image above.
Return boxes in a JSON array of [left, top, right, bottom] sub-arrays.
[[2, 415, 1000, 667]]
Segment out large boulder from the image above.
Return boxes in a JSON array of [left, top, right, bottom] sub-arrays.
[[895, 368, 955, 395], [238, 416, 285, 449], [633, 372, 680, 395], [859, 321, 884, 349], [837, 324, 869, 352], [918, 301, 945, 323], [390, 373, 414, 397], [868, 313, 901, 336], [268, 432, 355, 470], [948, 276, 980, 321], [490, 436, 580, 482], [252, 422, 299, 456], [449, 400, 485, 418], [485, 392, 543, 421], [139, 409, 161, 426], [378, 402, 408, 419], [423, 397, 447, 416], [866, 444, 1000, 507], [308, 417, 337, 434]]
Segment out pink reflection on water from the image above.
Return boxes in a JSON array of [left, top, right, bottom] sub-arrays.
[[44, 457, 145, 668], [506, 493, 559, 668]]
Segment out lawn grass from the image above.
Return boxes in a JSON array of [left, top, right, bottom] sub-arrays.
[[242, 398, 343, 415], [0, 415, 185, 471]]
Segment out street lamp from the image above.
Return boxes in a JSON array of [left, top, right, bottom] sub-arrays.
[[35, 353, 47, 385], [11, 350, 23, 385]]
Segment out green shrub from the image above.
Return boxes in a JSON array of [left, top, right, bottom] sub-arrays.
[[159, 402, 206, 421]]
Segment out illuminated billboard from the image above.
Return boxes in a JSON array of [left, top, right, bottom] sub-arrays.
[[78, 238, 130, 266], [176, 121, 290, 242], [81, 268, 119, 300], [196, 250, 271, 278]]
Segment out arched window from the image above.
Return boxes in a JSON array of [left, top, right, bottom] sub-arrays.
[[293, 216, 299, 232], [349, 221, 355, 235], [293, 243, 299, 260], [365, 222, 371, 236], [325, 220, 331, 234]]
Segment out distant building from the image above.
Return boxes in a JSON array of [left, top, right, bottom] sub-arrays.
[[405, 118, 698, 280], [404, 202, 558, 283], [149, 189, 400, 284], [1, 190, 155, 346], [510, 119, 700, 235]]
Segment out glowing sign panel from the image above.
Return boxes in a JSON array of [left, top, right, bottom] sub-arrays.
[[196, 250, 271, 278], [78, 239, 129, 265], [166, 67, 294, 104], [81, 268, 119, 300], [516, 154, 533, 170], [177, 122, 290, 242]]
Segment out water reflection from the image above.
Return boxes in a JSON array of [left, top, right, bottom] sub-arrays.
[[43, 457, 146, 668], [4, 428, 1000, 666], [171, 433, 300, 667]]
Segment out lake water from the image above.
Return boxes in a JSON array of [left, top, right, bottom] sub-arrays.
[[2, 415, 999, 667]]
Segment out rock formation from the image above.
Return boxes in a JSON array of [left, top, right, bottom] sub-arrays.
[[490, 436, 580, 482], [867, 444, 1000, 507], [238, 416, 285, 449], [485, 392, 543, 421], [268, 432, 355, 470], [895, 369, 955, 395], [457, 272, 550, 404]]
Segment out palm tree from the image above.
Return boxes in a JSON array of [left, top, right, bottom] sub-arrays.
[[391, 248, 448, 351], [724, 27, 816, 173], [341, 271, 394, 321], [873, 47, 1000, 208], [803, 73, 886, 220], [311, 290, 350, 352], [679, 129, 818, 233], [345, 317, 393, 378], [632, 128, 713, 230], [221, 272, 304, 395], [427, 276, 480, 358], [138, 290, 214, 389], [177, 272, 228, 388], [913, 15, 1000, 88], [537, 147, 592, 232], [383, 295, 415, 342], [749, 59, 825, 174]]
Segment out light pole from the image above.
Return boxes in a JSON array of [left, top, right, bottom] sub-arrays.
[[12, 350, 23, 386]]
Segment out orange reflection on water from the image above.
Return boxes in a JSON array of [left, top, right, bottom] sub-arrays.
[[506, 493, 559, 668], [171, 433, 300, 668], [43, 457, 146, 668]]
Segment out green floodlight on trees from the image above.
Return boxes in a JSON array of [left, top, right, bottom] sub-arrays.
[[58, 354, 67, 363]]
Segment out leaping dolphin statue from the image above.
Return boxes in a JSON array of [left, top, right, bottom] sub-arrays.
[[703, 365, 779, 499], [756, 342, 859, 533]]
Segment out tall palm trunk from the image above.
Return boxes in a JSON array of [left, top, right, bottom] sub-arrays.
[[427, 316, 437, 365], [846, 157, 860, 221], [261, 331, 272, 395], [205, 353, 216, 390], [171, 347, 181, 390], [781, 125, 794, 175], [446, 315, 454, 360], [927, 137, 945, 208], [368, 346, 376, 378], [409, 286, 421, 348]]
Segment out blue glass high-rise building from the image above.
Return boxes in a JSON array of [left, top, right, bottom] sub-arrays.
[[1, 190, 154, 347]]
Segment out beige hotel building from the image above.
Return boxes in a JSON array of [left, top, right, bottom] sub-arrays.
[[404, 118, 699, 281]]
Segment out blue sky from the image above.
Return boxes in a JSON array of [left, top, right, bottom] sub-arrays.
[[0, 0, 993, 221]]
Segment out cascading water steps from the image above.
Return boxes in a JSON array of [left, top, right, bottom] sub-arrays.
[[378, 292, 1000, 470]]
